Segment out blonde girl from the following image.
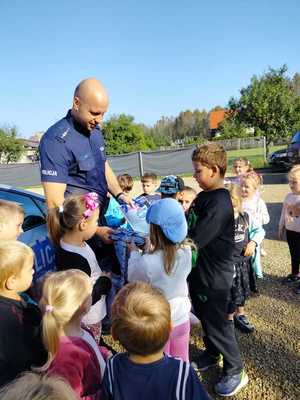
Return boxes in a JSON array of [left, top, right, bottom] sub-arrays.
[[39, 270, 107, 400], [47, 193, 111, 339], [228, 184, 265, 333], [279, 165, 300, 284], [240, 172, 269, 278], [127, 198, 191, 362]]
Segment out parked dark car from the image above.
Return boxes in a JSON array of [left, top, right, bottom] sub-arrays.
[[0, 185, 55, 281], [287, 131, 300, 165], [268, 148, 289, 170]]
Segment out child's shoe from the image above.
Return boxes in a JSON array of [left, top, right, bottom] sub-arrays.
[[191, 351, 222, 372], [215, 370, 248, 397], [294, 284, 300, 295], [281, 274, 300, 284], [234, 314, 255, 334]]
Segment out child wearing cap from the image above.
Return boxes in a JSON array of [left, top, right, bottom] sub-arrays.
[[102, 281, 210, 400], [128, 198, 192, 361], [157, 175, 185, 200]]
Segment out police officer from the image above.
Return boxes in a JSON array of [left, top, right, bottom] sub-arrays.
[[39, 77, 131, 242]]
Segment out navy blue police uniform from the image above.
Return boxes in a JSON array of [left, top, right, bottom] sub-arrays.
[[39, 110, 108, 205]]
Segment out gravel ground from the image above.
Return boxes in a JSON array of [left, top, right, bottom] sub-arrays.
[[32, 173, 300, 399]]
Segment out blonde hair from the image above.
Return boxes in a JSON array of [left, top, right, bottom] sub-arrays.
[[228, 184, 243, 214], [39, 270, 92, 370], [181, 186, 197, 196], [47, 195, 100, 246], [288, 165, 300, 180], [240, 171, 262, 191], [0, 372, 76, 400], [141, 172, 157, 183], [0, 241, 34, 289], [0, 199, 24, 225], [192, 143, 227, 177], [112, 281, 171, 356]]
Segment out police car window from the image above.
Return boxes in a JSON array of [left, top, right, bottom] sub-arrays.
[[0, 190, 45, 231]]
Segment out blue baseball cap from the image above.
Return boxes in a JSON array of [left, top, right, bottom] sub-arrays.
[[146, 198, 187, 243], [156, 175, 185, 195]]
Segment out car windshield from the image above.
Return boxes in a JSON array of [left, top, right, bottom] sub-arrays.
[[291, 131, 300, 143]]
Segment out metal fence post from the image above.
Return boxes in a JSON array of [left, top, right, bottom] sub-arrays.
[[138, 152, 144, 177], [263, 136, 267, 163]]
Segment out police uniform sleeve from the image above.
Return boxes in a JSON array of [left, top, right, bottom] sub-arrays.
[[39, 137, 70, 184]]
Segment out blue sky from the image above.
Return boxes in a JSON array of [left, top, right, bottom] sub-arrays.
[[0, 0, 299, 137]]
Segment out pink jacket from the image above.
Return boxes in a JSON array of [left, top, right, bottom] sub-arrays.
[[48, 334, 107, 400]]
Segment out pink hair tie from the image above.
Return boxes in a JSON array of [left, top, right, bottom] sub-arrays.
[[45, 304, 54, 312], [83, 192, 99, 218]]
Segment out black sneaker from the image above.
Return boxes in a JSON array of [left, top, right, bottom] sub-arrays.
[[234, 314, 255, 333], [282, 274, 300, 284], [191, 351, 222, 372]]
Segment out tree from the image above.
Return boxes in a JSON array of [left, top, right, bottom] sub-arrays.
[[0, 126, 24, 163], [226, 65, 300, 154], [102, 114, 148, 155], [292, 73, 300, 96]]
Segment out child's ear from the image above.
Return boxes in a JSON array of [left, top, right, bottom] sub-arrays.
[[5, 274, 18, 291], [211, 165, 219, 176], [79, 219, 87, 231]]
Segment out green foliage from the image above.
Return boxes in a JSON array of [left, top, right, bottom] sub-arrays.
[[102, 114, 148, 155], [173, 109, 208, 140], [0, 126, 24, 163], [218, 118, 249, 139], [227, 65, 300, 153]]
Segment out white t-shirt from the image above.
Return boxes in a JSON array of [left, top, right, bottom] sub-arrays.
[[128, 247, 192, 327], [60, 239, 107, 324], [279, 192, 300, 233], [81, 329, 106, 378]]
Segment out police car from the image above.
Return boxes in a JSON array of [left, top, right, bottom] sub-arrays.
[[0, 184, 55, 281]]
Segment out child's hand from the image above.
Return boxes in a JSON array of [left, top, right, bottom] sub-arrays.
[[278, 226, 285, 240], [244, 241, 256, 257], [128, 240, 140, 252]]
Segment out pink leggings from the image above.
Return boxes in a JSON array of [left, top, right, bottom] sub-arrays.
[[164, 320, 190, 362]]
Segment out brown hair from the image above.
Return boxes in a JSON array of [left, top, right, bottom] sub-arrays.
[[38, 270, 92, 370], [117, 173, 134, 192], [47, 195, 100, 246], [141, 172, 157, 183], [0, 199, 24, 225], [233, 157, 253, 173], [0, 372, 76, 400], [0, 241, 34, 290], [192, 143, 227, 177], [111, 282, 171, 356], [149, 224, 178, 275]]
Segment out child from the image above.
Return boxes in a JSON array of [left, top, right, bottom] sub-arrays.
[[38, 270, 108, 399], [240, 172, 269, 278], [47, 192, 111, 340], [105, 174, 134, 229], [279, 165, 300, 285], [138, 172, 161, 204], [102, 281, 210, 400], [128, 198, 191, 361], [157, 175, 185, 200], [188, 143, 248, 397], [0, 199, 24, 240], [0, 372, 76, 400], [228, 184, 265, 333], [0, 241, 47, 387], [232, 157, 253, 182], [180, 186, 197, 214]]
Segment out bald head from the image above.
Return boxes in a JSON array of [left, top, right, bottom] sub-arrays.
[[72, 78, 109, 132]]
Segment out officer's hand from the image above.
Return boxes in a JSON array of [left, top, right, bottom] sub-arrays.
[[118, 193, 135, 208], [96, 226, 114, 244]]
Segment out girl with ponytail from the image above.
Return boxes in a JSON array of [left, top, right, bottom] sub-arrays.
[[39, 269, 108, 399], [47, 193, 111, 340]]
